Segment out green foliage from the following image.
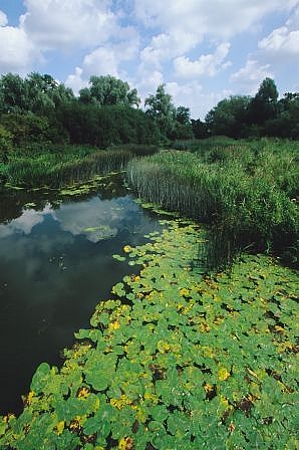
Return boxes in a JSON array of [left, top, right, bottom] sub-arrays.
[[205, 95, 251, 138], [191, 118, 209, 139], [0, 73, 27, 114], [3, 146, 132, 188], [0, 72, 74, 116], [110, 144, 159, 157], [81, 75, 140, 107], [0, 124, 13, 163], [204, 77, 299, 139], [0, 113, 52, 146], [247, 79, 279, 127], [60, 103, 161, 147], [127, 138, 299, 264], [145, 84, 177, 140], [1, 220, 298, 449]]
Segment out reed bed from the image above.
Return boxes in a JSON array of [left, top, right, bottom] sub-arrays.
[[127, 139, 299, 265], [4, 146, 132, 187]]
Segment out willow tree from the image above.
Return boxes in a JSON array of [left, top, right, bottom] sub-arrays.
[[79, 75, 140, 108]]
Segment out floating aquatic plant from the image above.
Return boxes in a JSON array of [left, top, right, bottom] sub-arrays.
[[0, 219, 298, 449]]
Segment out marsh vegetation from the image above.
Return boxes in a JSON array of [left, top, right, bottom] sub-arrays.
[[127, 138, 298, 267], [0, 72, 298, 449]]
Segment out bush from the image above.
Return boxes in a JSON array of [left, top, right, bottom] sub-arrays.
[[0, 125, 13, 163]]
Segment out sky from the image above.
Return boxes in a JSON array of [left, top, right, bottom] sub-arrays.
[[0, 0, 299, 119]]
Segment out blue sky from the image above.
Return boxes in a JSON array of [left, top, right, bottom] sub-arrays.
[[0, 0, 298, 118]]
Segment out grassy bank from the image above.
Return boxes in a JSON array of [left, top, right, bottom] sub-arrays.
[[1, 220, 297, 449], [127, 138, 299, 266], [0, 144, 158, 188]]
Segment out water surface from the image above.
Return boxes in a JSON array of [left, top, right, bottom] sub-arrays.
[[0, 178, 163, 414]]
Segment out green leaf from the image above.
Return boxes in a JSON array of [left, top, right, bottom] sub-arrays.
[[30, 362, 51, 394]]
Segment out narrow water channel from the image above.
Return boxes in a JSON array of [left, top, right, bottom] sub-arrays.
[[0, 176, 163, 415]]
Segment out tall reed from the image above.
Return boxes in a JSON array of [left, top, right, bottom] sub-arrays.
[[127, 139, 299, 266], [5, 146, 132, 187]]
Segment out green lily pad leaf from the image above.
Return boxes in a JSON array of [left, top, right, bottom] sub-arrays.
[[113, 254, 126, 262], [84, 353, 117, 392], [85, 371, 111, 392], [149, 405, 169, 422], [74, 328, 102, 343], [111, 282, 126, 297], [0, 420, 7, 437], [30, 362, 51, 394]]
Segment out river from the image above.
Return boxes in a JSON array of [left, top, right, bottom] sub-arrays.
[[0, 174, 164, 415]]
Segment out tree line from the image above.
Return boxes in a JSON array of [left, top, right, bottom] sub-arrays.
[[203, 78, 299, 139], [0, 72, 298, 159]]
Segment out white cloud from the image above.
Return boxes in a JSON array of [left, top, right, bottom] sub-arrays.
[[0, 205, 54, 238], [164, 80, 232, 119], [140, 30, 200, 69], [0, 25, 36, 73], [0, 10, 8, 26], [174, 43, 231, 78], [22, 0, 118, 50], [259, 27, 299, 54], [65, 67, 87, 94], [258, 5, 299, 57], [65, 31, 140, 93], [230, 59, 273, 94], [135, 0, 297, 74], [84, 48, 120, 78], [54, 197, 128, 243], [134, 0, 297, 38], [136, 70, 164, 106]]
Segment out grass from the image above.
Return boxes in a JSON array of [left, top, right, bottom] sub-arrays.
[[127, 138, 299, 266], [0, 143, 160, 188], [1, 144, 133, 188]]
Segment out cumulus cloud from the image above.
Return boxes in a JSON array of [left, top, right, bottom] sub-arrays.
[[259, 27, 299, 54], [21, 0, 118, 50], [135, 70, 164, 107], [230, 59, 273, 94], [174, 43, 231, 78], [258, 5, 299, 57], [134, 0, 297, 75], [0, 10, 8, 26], [0, 25, 36, 73], [165, 80, 232, 120], [65, 27, 140, 93], [134, 0, 297, 38]]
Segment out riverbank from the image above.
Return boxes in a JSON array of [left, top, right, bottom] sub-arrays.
[[127, 138, 299, 267], [1, 219, 297, 449], [0, 143, 158, 188]]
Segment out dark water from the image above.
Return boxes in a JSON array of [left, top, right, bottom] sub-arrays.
[[0, 177, 163, 415]]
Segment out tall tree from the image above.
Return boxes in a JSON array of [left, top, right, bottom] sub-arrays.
[[266, 92, 299, 138], [145, 84, 176, 139], [79, 75, 140, 107], [0, 73, 28, 113], [205, 95, 251, 137], [172, 106, 194, 139], [248, 77, 278, 125], [191, 118, 209, 139], [26, 73, 74, 114], [0, 72, 74, 115]]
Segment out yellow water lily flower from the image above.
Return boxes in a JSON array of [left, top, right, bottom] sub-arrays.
[[218, 367, 231, 381], [77, 387, 90, 399], [56, 421, 65, 435], [119, 436, 134, 450]]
